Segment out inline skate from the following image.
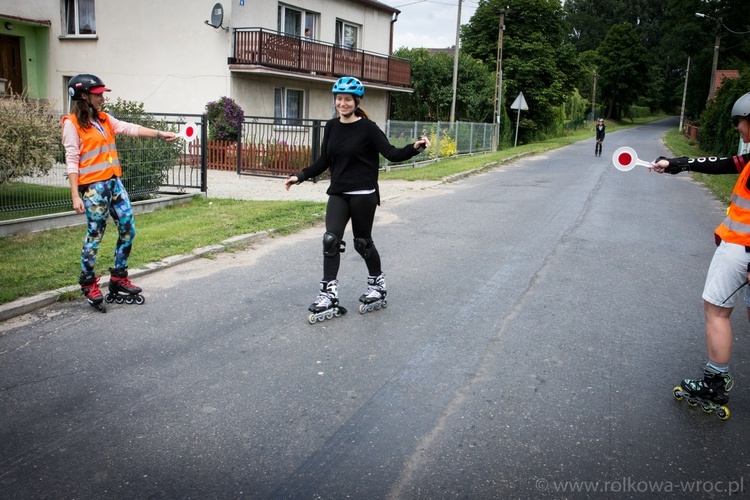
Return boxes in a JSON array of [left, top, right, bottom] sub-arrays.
[[358, 273, 387, 314], [308, 280, 347, 324], [79, 272, 106, 313], [105, 267, 145, 305], [673, 366, 733, 421]]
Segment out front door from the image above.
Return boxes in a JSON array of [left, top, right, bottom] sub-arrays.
[[0, 35, 23, 94]]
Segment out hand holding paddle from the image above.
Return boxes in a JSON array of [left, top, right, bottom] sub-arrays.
[[176, 122, 199, 142], [612, 147, 656, 172]]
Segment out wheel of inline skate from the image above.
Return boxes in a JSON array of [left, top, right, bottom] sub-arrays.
[[125, 295, 134, 305], [672, 386, 684, 401], [115, 295, 125, 304], [325, 311, 334, 320], [686, 398, 699, 407], [716, 406, 730, 421], [104, 293, 115, 304], [700, 403, 714, 414], [358, 303, 367, 314], [307, 313, 318, 324], [381, 300, 387, 308], [135, 295, 145, 305]]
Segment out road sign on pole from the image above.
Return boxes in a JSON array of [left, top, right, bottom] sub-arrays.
[[510, 92, 528, 147]]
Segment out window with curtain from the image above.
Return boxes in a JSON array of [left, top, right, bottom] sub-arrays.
[[335, 20, 358, 49], [274, 88, 304, 125], [277, 4, 318, 38], [64, 0, 96, 35]]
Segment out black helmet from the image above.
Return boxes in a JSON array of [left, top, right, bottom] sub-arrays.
[[68, 74, 111, 100], [731, 92, 750, 120]]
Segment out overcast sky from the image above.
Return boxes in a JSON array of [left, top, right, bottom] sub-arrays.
[[384, 0, 480, 50]]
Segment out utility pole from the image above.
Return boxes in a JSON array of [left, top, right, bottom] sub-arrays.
[[491, 8, 506, 151], [449, 0, 462, 122], [590, 71, 597, 123], [696, 13, 723, 102], [679, 57, 690, 134], [707, 17, 722, 102]]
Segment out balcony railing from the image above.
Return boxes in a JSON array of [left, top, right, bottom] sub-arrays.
[[229, 28, 411, 88]]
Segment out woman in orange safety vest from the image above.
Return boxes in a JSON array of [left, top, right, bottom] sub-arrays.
[[62, 73, 176, 312]]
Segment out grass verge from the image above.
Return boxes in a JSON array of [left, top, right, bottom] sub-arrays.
[[661, 127, 736, 205], [0, 197, 326, 304]]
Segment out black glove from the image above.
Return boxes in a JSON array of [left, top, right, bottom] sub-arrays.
[[657, 156, 689, 175]]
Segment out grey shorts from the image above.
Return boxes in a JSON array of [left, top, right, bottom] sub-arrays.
[[703, 240, 750, 308]]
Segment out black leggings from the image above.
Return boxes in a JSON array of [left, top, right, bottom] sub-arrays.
[[323, 193, 381, 281]]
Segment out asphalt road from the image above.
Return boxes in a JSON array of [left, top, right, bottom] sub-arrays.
[[2, 117, 749, 499]]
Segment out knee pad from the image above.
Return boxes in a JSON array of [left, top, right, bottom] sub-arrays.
[[323, 232, 345, 257], [354, 238, 375, 259]]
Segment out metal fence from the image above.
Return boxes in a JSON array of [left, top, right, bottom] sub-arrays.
[[204, 116, 322, 177], [201, 117, 493, 175], [1, 112, 493, 221], [0, 113, 205, 221], [383, 120, 494, 170]]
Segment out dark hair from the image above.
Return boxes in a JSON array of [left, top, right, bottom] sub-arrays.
[[71, 98, 104, 130], [353, 97, 369, 120]]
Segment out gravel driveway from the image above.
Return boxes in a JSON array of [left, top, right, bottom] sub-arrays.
[[204, 169, 441, 203]]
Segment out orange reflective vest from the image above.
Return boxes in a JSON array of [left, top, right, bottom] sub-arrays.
[[715, 156, 750, 245], [64, 113, 122, 185]]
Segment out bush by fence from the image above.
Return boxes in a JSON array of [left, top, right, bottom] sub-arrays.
[[107, 99, 184, 199]]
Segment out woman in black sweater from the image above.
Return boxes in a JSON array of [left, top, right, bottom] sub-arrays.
[[285, 76, 430, 322]]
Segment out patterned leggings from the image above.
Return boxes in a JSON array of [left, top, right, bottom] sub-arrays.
[[80, 177, 136, 275]]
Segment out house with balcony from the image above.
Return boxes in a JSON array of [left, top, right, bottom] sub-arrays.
[[0, 0, 412, 127]]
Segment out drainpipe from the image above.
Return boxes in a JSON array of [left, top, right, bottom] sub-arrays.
[[388, 11, 399, 119], [390, 12, 399, 55]]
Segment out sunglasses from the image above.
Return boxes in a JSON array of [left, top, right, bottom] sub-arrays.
[[733, 116, 745, 127]]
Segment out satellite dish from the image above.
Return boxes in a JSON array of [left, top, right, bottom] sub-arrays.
[[205, 3, 227, 30]]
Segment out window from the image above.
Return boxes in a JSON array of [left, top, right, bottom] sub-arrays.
[[274, 88, 304, 125], [277, 4, 318, 39], [335, 20, 359, 50], [63, 0, 96, 36]]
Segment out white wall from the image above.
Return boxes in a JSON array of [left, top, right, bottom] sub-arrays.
[[0, 0, 398, 119], [53, 1, 233, 114]]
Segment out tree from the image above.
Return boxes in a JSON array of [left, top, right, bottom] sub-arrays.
[[106, 98, 182, 200], [597, 23, 651, 119], [564, 0, 670, 54], [462, 0, 580, 142], [565, 0, 750, 117], [390, 48, 493, 123], [0, 94, 61, 187], [698, 71, 750, 155]]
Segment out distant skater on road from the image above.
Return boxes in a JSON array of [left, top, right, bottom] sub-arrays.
[[652, 92, 750, 419], [594, 117, 606, 157], [63, 73, 176, 312], [284, 76, 430, 323]]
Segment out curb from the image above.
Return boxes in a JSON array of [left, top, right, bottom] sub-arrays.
[[0, 229, 276, 322]]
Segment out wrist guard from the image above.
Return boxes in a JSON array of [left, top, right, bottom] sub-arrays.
[[658, 156, 689, 174]]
